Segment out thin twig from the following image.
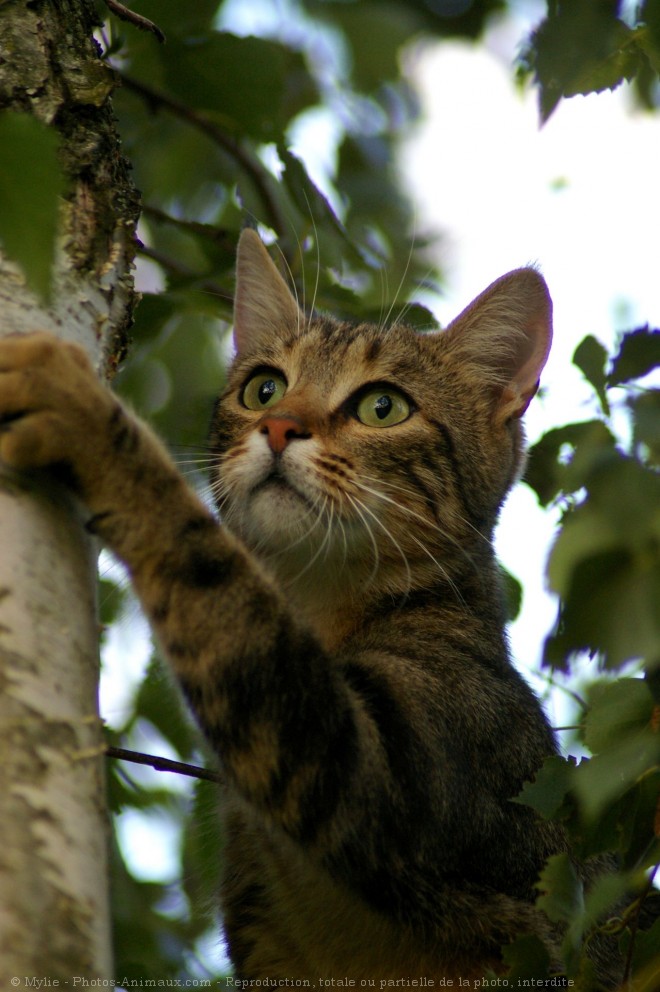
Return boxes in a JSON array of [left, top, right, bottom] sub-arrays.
[[141, 204, 235, 249], [136, 244, 232, 304], [119, 73, 288, 236], [104, 0, 166, 43], [106, 744, 223, 784]]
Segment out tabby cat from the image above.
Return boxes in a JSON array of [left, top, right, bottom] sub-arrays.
[[0, 232, 617, 984]]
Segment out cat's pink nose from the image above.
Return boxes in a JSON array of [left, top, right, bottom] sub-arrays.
[[259, 415, 309, 454]]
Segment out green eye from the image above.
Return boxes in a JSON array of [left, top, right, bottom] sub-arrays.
[[356, 387, 410, 428], [242, 370, 287, 410]]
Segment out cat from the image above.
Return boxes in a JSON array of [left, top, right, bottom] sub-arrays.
[[0, 230, 617, 984]]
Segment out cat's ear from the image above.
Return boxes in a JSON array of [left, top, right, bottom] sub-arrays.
[[445, 268, 553, 420], [233, 230, 302, 355]]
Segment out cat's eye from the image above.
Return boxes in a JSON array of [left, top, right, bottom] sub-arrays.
[[241, 370, 287, 410], [356, 387, 411, 428]]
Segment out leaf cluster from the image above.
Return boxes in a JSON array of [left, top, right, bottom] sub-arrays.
[[515, 329, 660, 986], [3, 1, 658, 305], [527, 327, 660, 674], [519, 0, 660, 122], [102, 0, 452, 337]]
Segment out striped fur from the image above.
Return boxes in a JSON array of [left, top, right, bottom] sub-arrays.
[[0, 234, 620, 985]]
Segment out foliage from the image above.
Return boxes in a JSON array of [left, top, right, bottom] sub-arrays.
[[527, 327, 660, 673], [518, 327, 660, 986], [492, 331, 660, 989], [1, 0, 659, 985], [519, 0, 660, 121]]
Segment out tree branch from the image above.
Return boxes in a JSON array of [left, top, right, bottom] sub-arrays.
[[119, 73, 288, 236], [136, 243, 232, 306], [106, 744, 223, 784], [141, 204, 234, 249], [104, 1, 165, 43]]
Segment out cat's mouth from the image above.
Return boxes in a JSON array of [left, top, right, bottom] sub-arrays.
[[251, 468, 312, 509], [239, 468, 320, 551]]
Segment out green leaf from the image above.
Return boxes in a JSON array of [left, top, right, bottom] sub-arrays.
[[563, 26, 644, 99], [574, 741, 660, 823], [568, 771, 660, 868], [571, 680, 660, 819], [0, 112, 65, 301], [583, 679, 655, 755], [163, 34, 319, 141], [498, 565, 523, 623], [609, 326, 660, 386], [546, 546, 660, 671], [586, 455, 660, 550], [642, 0, 660, 54], [528, 1, 638, 121], [536, 852, 584, 926], [525, 420, 615, 506], [307, 0, 507, 44], [573, 335, 610, 415], [543, 447, 660, 671], [547, 512, 618, 598], [514, 754, 576, 819], [116, 94, 239, 207]]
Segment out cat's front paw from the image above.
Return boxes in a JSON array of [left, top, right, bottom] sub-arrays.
[[0, 332, 114, 477]]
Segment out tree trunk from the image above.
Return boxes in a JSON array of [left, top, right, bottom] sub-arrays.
[[0, 0, 139, 981]]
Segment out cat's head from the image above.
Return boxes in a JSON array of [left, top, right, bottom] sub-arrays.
[[209, 230, 552, 602]]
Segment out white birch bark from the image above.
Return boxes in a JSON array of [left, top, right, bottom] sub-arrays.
[[0, 0, 139, 982]]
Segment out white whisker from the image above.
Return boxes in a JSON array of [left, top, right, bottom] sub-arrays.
[[274, 235, 304, 337], [174, 456, 216, 469], [378, 225, 416, 333], [360, 472, 490, 560], [408, 534, 470, 612], [301, 189, 322, 321], [347, 492, 412, 595], [279, 495, 339, 586], [354, 475, 480, 600], [345, 493, 381, 587]]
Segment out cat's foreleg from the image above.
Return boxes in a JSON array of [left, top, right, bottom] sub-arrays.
[[0, 333, 381, 841]]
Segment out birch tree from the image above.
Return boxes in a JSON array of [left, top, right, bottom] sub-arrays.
[[0, 0, 139, 981]]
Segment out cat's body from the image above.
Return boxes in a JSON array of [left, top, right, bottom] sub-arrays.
[[0, 232, 616, 983]]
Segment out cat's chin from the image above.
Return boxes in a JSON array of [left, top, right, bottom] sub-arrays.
[[235, 479, 322, 552]]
